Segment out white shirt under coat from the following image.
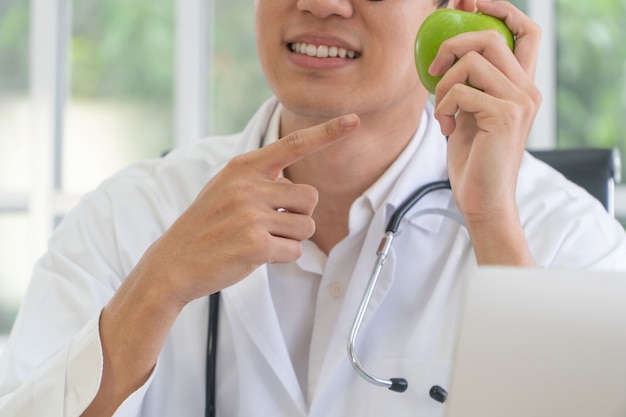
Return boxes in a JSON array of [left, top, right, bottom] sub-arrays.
[[1, 98, 625, 417]]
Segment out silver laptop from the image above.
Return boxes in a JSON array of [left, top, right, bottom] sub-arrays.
[[445, 266, 626, 417]]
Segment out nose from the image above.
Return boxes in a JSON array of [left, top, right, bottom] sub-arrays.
[[296, 0, 354, 19]]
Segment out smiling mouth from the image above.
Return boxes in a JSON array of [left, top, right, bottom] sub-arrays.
[[288, 42, 360, 59]]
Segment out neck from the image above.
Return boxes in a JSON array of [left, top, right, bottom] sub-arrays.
[[281, 99, 427, 253]]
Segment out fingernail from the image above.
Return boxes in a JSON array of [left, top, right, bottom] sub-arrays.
[[429, 61, 439, 76], [340, 114, 359, 128]]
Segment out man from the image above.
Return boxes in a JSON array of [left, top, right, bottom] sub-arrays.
[[1, 0, 625, 416]]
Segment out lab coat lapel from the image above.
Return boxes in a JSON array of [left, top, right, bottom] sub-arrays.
[[221, 268, 307, 413]]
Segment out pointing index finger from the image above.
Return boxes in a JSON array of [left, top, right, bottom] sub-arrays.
[[260, 113, 360, 178]]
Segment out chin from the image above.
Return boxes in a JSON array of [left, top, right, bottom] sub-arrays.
[[278, 92, 356, 122]]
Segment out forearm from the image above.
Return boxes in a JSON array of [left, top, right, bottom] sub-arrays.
[[81, 261, 185, 417]]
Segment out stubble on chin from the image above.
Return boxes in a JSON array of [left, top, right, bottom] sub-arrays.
[[277, 89, 360, 125]]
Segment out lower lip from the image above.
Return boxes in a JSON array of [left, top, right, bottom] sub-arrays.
[[288, 48, 357, 70]]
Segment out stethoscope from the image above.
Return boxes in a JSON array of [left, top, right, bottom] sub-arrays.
[[346, 179, 452, 404], [204, 179, 456, 416], [203, 105, 453, 416]]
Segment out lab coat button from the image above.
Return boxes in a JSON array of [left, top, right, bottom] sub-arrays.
[[329, 283, 344, 297]]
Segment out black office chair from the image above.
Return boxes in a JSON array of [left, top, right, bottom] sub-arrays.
[[529, 147, 622, 214]]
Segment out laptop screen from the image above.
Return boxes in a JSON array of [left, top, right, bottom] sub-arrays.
[[445, 266, 626, 417]]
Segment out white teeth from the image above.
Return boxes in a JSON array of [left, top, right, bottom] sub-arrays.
[[290, 42, 359, 59], [306, 44, 317, 56]]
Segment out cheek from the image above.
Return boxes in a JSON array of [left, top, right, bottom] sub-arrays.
[[375, 31, 421, 84], [369, 12, 423, 73]]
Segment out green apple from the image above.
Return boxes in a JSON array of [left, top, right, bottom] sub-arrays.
[[414, 9, 515, 94]]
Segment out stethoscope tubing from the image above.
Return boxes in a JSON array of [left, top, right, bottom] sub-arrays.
[[205, 292, 220, 417], [347, 231, 409, 392], [386, 180, 451, 233]]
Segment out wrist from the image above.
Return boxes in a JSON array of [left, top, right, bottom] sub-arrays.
[[464, 209, 535, 267]]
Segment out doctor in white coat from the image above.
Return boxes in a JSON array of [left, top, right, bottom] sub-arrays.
[[1, 0, 625, 416]]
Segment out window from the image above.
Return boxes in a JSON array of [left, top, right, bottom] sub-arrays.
[[0, 0, 30, 336], [65, 0, 174, 194]]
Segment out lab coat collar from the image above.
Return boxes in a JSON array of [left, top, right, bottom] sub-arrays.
[[243, 97, 282, 153]]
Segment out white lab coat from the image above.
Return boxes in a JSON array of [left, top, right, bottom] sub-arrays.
[[0, 97, 625, 417]]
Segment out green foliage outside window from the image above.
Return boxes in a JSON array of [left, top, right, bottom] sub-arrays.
[[71, 0, 173, 100], [556, 0, 626, 179], [0, 0, 29, 93], [211, 0, 272, 134]]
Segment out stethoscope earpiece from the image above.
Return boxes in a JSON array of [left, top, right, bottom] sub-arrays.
[[429, 385, 448, 403], [388, 378, 408, 393]]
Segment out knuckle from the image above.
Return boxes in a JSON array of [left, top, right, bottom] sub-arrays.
[[464, 50, 483, 64], [283, 130, 307, 156], [227, 153, 253, 172], [449, 83, 467, 96], [503, 102, 522, 121], [529, 20, 542, 39], [434, 77, 448, 97], [239, 209, 264, 228], [438, 38, 453, 54], [324, 119, 335, 138], [284, 241, 304, 262], [530, 86, 542, 108], [514, 92, 537, 119], [256, 230, 273, 249], [291, 242, 304, 259], [268, 241, 303, 265], [465, 51, 482, 61], [485, 29, 506, 45], [301, 184, 319, 206], [230, 181, 256, 206], [231, 227, 265, 262], [244, 228, 271, 256], [303, 217, 316, 238]]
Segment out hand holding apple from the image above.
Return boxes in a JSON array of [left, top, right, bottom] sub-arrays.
[[414, 2, 542, 267], [414, 9, 515, 94]]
